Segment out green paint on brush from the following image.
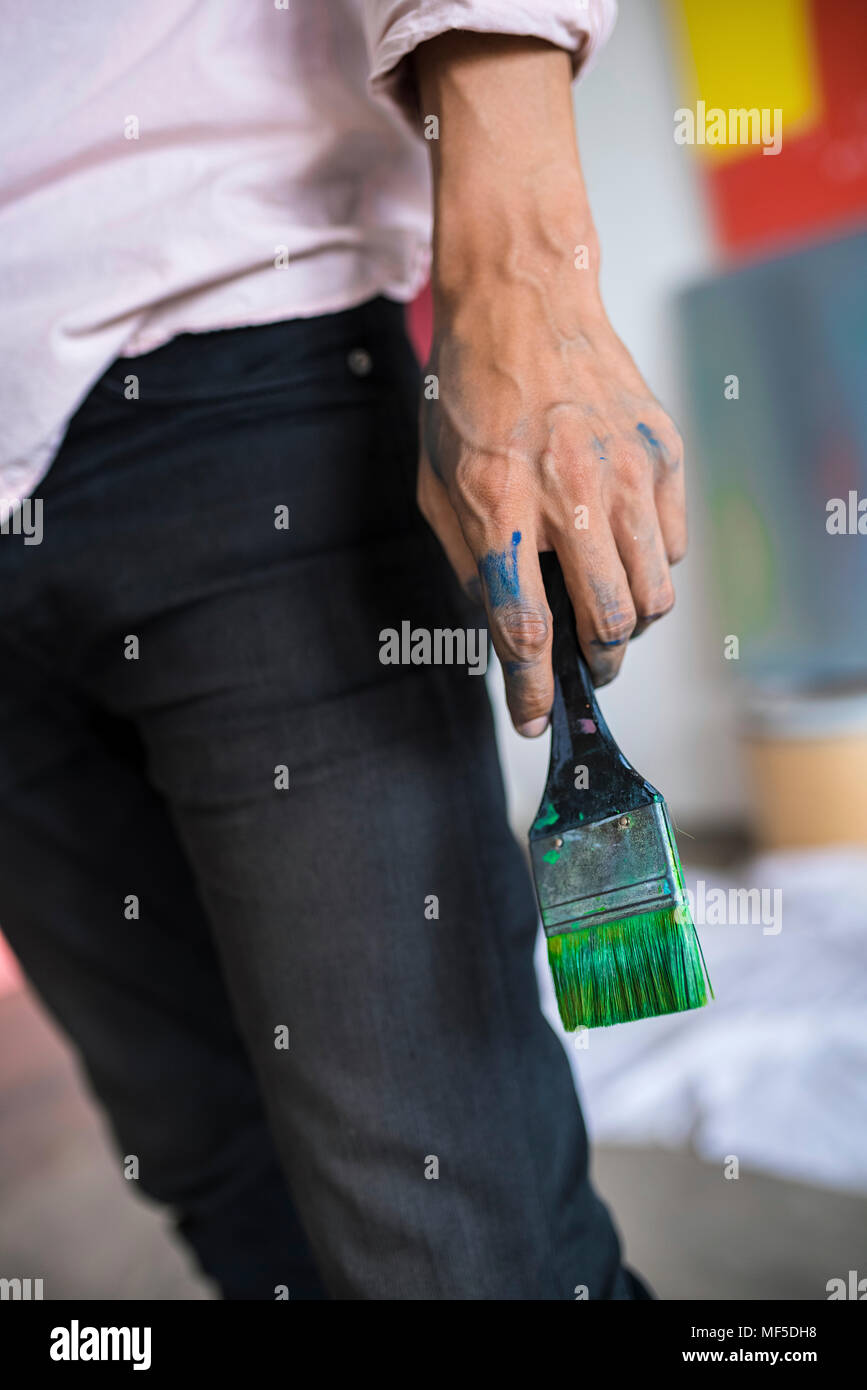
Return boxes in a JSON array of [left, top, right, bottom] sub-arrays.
[[547, 905, 709, 1031]]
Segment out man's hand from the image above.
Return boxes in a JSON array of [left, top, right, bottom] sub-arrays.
[[415, 34, 686, 736]]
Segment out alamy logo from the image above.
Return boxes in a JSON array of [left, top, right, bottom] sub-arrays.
[[50, 1320, 152, 1371], [0, 497, 43, 545], [826, 491, 867, 535], [674, 102, 782, 156], [682, 880, 782, 935], [379, 622, 487, 676], [826, 1270, 867, 1300], [0, 1276, 43, 1299]]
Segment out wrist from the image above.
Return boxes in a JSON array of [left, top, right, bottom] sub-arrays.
[[415, 33, 600, 307], [432, 183, 602, 311]]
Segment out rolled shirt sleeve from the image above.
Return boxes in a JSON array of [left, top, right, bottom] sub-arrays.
[[363, 0, 618, 129]]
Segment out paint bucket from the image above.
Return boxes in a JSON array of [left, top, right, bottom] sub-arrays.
[[741, 682, 867, 848]]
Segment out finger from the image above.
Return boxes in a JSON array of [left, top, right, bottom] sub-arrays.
[[417, 456, 480, 599], [636, 418, 688, 564], [655, 460, 687, 566], [555, 523, 636, 687], [610, 487, 675, 638], [475, 527, 553, 736]]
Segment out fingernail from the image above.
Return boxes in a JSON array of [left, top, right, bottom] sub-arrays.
[[517, 715, 550, 738]]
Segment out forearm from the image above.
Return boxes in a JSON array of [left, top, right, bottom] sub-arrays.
[[414, 33, 601, 312]]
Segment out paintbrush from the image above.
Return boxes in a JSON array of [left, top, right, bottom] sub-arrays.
[[529, 552, 712, 1030]]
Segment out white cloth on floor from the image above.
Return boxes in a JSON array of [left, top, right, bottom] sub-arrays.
[[536, 848, 867, 1194]]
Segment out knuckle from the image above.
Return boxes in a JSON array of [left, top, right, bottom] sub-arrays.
[[539, 445, 568, 489], [587, 574, 636, 644], [593, 605, 636, 645], [638, 581, 675, 620], [452, 452, 527, 526], [613, 444, 649, 483], [664, 427, 684, 469], [496, 605, 550, 663], [652, 416, 685, 472], [452, 453, 490, 504]]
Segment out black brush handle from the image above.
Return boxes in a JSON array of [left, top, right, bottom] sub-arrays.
[[532, 551, 654, 834]]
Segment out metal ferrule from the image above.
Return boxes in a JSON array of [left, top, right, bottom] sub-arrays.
[[530, 800, 687, 937]]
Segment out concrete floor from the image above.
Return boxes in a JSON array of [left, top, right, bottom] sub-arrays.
[[592, 1147, 866, 1301], [1, 983, 863, 1300], [0, 987, 212, 1300]]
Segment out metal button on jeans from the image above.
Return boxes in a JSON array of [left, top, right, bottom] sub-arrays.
[[347, 347, 372, 377]]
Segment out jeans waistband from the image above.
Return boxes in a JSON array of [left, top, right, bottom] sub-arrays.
[[98, 295, 410, 396]]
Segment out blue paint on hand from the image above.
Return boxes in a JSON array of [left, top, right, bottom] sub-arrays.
[[636, 421, 661, 450], [478, 531, 522, 608]]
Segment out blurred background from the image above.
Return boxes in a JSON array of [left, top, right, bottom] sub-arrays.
[[2, 0, 866, 1298]]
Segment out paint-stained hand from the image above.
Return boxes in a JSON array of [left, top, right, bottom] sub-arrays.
[[414, 32, 687, 738], [417, 241, 686, 736]]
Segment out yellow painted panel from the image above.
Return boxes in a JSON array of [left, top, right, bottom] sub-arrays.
[[666, 0, 820, 161]]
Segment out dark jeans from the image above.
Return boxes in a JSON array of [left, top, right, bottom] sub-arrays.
[[0, 297, 647, 1300]]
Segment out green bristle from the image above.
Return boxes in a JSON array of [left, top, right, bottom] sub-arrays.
[[547, 907, 711, 1031]]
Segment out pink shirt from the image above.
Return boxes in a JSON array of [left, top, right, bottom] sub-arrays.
[[0, 1, 616, 508]]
